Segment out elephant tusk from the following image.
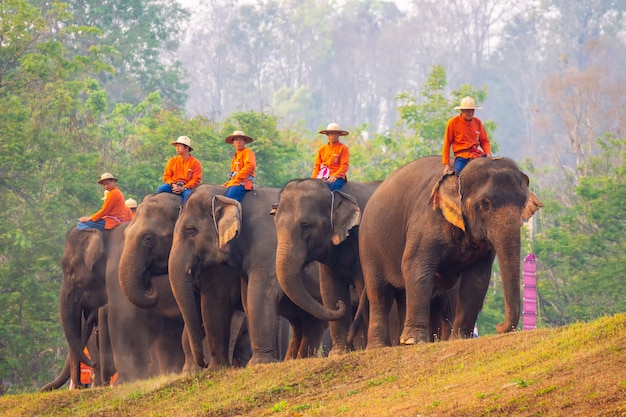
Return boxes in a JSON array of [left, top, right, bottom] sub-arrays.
[[186, 268, 192, 276]]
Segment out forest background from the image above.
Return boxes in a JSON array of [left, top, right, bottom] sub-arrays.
[[1, 0, 625, 393]]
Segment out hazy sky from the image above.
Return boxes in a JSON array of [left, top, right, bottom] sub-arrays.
[[178, 0, 413, 12]]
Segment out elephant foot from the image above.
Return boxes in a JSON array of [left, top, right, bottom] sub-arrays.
[[365, 339, 389, 350], [248, 352, 279, 366], [400, 328, 429, 345], [496, 322, 516, 334], [328, 345, 352, 357]]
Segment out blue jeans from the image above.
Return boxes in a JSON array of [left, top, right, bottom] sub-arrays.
[[225, 185, 248, 202], [76, 219, 105, 231], [327, 178, 346, 192], [157, 184, 193, 203], [454, 157, 471, 173]]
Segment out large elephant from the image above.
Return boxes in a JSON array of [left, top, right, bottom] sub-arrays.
[[169, 184, 328, 366], [273, 179, 381, 356], [359, 156, 542, 348], [59, 224, 186, 385], [41, 319, 108, 391], [118, 192, 252, 370]]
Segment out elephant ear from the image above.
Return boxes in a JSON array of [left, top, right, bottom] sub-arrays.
[[331, 191, 361, 245], [518, 173, 543, 222], [82, 229, 104, 271], [212, 195, 242, 250], [430, 173, 465, 231]]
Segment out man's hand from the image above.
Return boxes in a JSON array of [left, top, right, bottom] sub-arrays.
[[327, 175, 337, 183], [442, 165, 454, 175], [172, 184, 184, 194], [78, 216, 90, 222]]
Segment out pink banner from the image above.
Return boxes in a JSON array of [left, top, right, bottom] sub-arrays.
[[522, 253, 537, 330]]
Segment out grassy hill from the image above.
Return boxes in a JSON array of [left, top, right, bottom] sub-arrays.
[[2, 314, 626, 416]]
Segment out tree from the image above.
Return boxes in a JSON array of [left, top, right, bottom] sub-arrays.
[[534, 135, 626, 326]]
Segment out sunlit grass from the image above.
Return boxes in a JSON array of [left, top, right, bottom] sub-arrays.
[[2, 314, 626, 416]]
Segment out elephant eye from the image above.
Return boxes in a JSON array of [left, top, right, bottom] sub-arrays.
[[62, 262, 71, 273], [478, 199, 492, 212], [142, 233, 156, 247], [185, 225, 198, 237]]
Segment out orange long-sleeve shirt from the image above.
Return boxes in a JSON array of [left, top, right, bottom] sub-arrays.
[[442, 115, 491, 165], [224, 147, 256, 190], [162, 155, 202, 189], [90, 187, 132, 229], [311, 141, 350, 180]]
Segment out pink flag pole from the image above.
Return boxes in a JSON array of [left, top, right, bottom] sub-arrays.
[[522, 253, 537, 330]]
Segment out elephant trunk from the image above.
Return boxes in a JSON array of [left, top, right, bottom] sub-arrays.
[[118, 242, 158, 309], [492, 221, 522, 334], [40, 353, 71, 391], [275, 238, 345, 321], [169, 242, 207, 368], [59, 291, 94, 367]]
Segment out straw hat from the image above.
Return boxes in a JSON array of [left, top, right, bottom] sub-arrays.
[[171, 135, 194, 151], [224, 130, 254, 144], [98, 173, 118, 184], [125, 198, 138, 209], [319, 122, 349, 136], [454, 96, 483, 110]]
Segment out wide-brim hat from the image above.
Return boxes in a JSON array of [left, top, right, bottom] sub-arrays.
[[171, 135, 194, 151], [454, 96, 483, 110], [125, 198, 138, 208], [98, 172, 118, 184], [225, 130, 254, 144], [319, 122, 349, 136]]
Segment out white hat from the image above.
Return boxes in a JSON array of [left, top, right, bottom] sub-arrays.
[[454, 96, 483, 110], [171, 136, 193, 150], [98, 172, 118, 184], [319, 122, 349, 136], [125, 198, 138, 209], [224, 130, 254, 144]]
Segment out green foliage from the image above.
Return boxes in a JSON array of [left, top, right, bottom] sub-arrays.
[[534, 134, 626, 326]]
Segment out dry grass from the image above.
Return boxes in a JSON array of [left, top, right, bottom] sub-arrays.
[[3, 314, 626, 416]]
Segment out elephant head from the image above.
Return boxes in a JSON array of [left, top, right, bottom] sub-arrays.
[[274, 179, 358, 321], [431, 157, 542, 334], [59, 227, 107, 368], [118, 193, 182, 308], [168, 185, 242, 367]]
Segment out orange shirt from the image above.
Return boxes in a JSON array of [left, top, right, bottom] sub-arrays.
[[80, 348, 93, 385], [311, 141, 350, 180], [90, 187, 132, 229], [163, 155, 202, 189], [224, 147, 256, 190], [442, 114, 491, 165]]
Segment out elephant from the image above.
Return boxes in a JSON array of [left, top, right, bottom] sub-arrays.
[[168, 184, 328, 367], [359, 156, 542, 348], [118, 192, 252, 371], [41, 320, 108, 391], [59, 224, 186, 385], [273, 179, 381, 356]]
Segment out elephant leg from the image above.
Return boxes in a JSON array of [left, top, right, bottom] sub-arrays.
[[200, 288, 233, 370], [108, 308, 151, 383], [245, 274, 279, 365], [401, 252, 435, 345], [297, 317, 327, 359], [319, 266, 352, 356], [274, 317, 291, 361], [285, 318, 302, 360], [364, 264, 395, 349], [97, 307, 116, 386], [152, 318, 185, 373], [453, 262, 492, 338]]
